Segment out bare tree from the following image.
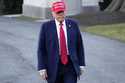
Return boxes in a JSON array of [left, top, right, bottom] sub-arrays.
[[105, 0, 125, 12], [120, 0, 125, 12]]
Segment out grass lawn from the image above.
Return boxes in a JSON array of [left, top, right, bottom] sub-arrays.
[[82, 23, 125, 42]]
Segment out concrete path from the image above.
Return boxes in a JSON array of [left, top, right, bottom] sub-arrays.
[[0, 17, 125, 83], [82, 33, 125, 83]]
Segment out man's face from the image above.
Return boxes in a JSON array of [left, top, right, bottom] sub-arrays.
[[52, 11, 65, 22]]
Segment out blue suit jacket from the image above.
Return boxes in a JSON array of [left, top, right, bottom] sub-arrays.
[[37, 19, 85, 82]]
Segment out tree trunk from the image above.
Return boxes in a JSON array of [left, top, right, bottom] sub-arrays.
[[105, 0, 124, 12], [120, 0, 125, 12]]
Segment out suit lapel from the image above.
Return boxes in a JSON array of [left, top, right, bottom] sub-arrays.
[[51, 20, 59, 53], [65, 19, 72, 55]]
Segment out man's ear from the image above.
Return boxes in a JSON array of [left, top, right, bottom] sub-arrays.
[[52, 12, 55, 18]]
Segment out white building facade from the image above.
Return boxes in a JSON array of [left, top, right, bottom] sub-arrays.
[[23, 0, 99, 19], [82, 0, 99, 6]]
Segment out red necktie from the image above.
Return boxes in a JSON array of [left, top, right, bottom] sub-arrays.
[[59, 23, 68, 65]]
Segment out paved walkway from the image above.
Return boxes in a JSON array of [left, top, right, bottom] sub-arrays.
[[0, 17, 125, 83]]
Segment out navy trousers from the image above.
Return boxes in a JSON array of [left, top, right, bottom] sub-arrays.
[[55, 56, 77, 83]]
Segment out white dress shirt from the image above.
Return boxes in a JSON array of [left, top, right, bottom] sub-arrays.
[[55, 19, 69, 54]]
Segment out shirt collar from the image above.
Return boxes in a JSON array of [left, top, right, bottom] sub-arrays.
[[55, 19, 65, 26]]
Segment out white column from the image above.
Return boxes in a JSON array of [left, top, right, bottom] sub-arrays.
[[82, 0, 99, 6], [65, 0, 82, 15], [23, 0, 48, 18], [82, 0, 100, 13], [23, 0, 83, 18], [47, 0, 60, 7], [24, 0, 47, 7]]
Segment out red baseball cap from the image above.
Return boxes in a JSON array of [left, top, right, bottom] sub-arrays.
[[51, 1, 66, 13]]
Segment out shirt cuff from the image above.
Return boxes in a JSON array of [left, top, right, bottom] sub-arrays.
[[80, 66, 85, 71], [39, 69, 46, 76]]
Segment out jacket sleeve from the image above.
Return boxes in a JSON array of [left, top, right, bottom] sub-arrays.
[[37, 23, 47, 71], [75, 22, 86, 66]]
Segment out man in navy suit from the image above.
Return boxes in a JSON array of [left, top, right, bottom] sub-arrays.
[[37, 1, 86, 83]]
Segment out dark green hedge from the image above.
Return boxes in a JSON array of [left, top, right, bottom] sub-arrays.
[[99, 0, 112, 11], [0, 0, 23, 14]]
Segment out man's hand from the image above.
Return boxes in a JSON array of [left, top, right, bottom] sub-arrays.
[[80, 68, 85, 75], [78, 66, 85, 80], [80, 66, 85, 75], [39, 70, 48, 80]]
